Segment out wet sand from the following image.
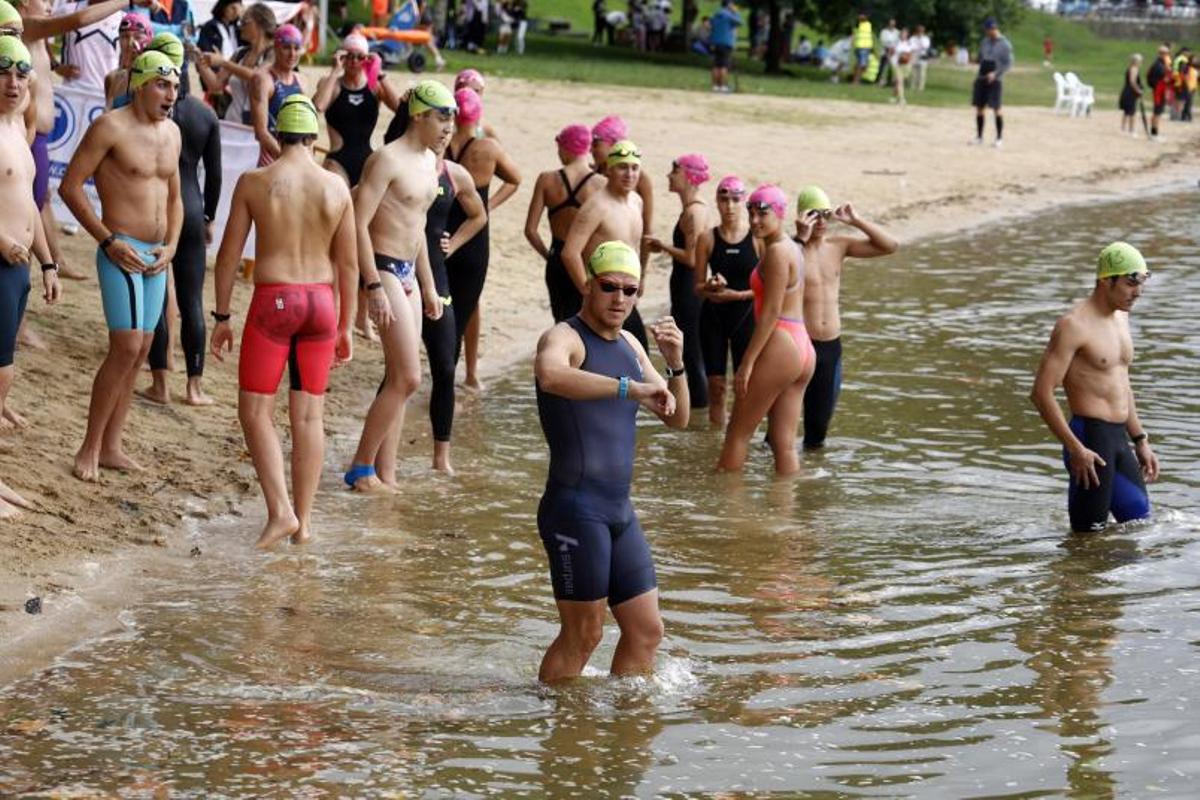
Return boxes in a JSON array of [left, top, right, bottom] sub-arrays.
[[1, 74, 1196, 680]]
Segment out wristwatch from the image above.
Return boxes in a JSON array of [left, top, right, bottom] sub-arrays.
[[211, 310, 231, 322], [1130, 432, 1149, 445], [664, 364, 686, 379]]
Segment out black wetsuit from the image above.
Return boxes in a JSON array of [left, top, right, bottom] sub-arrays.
[[0, 256, 30, 369], [422, 164, 458, 442], [536, 315, 656, 605], [325, 81, 378, 187], [668, 215, 707, 407], [802, 338, 842, 449], [150, 93, 221, 378], [445, 137, 490, 363], [699, 226, 755, 378], [544, 168, 598, 322], [1064, 416, 1151, 532]]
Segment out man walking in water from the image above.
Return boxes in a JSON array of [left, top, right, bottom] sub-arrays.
[[344, 79, 452, 492], [563, 138, 649, 347], [534, 240, 689, 682], [211, 95, 357, 549], [970, 17, 1012, 148], [794, 186, 898, 449], [60, 48, 182, 481], [1030, 242, 1158, 533]]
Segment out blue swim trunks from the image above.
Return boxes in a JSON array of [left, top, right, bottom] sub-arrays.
[[96, 234, 168, 332], [375, 253, 417, 295]]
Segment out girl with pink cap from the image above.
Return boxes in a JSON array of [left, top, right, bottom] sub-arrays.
[[247, 23, 307, 166], [444, 87, 521, 389], [693, 175, 758, 428], [314, 31, 402, 188], [717, 184, 816, 475], [453, 68, 498, 139], [524, 123, 604, 321], [645, 153, 713, 411], [104, 13, 153, 109]]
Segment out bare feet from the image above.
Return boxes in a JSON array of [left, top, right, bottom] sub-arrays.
[[98, 450, 144, 472], [432, 444, 455, 475], [0, 498, 18, 519], [290, 521, 312, 545], [17, 325, 46, 351], [354, 321, 380, 343], [185, 381, 214, 406], [58, 262, 88, 281], [136, 384, 171, 405], [256, 514, 301, 550], [351, 475, 397, 494], [0, 479, 34, 510], [73, 450, 101, 482], [1, 405, 28, 430], [464, 376, 483, 392]]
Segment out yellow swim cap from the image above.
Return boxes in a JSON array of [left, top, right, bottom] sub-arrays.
[[796, 185, 832, 213], [0, 29, 31, 68], [276, 94, 320, 135], [409, 79, 456, 116], [147, 31, 184, 68], [0, 0, 22, 33], [606, 139, 642, 167], [129, 49, 179, 90], [588, 241, 641, 280], [1096, 241, 1148, 279]]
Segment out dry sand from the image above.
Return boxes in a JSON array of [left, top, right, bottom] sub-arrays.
[[1, 74, 1195, 678]]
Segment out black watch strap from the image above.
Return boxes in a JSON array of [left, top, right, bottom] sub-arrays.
[[664, 365, 686, 379], [211, 310, 231, 322], [99, 234, 116, 252], [1130, 432, 1149, 445], [41, 262, 59, 272]]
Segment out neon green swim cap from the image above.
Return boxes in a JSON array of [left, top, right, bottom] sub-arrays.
[[796, 185, 832, 213], [0, 0, 23, 32], [588, 241, 641, 280], [606, 139, 642, 167], [1096, 241, 1148, 279], [276, 94, 320, 135], [129, 49, 179, 90], [408, 79, 456, 116], [0, 29, 31, 65], [147, 31, 184, 68]]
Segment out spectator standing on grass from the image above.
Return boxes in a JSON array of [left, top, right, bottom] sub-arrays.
[[793, 35, 811, 64], [851, 10, 872, 84], [593, 0, 607, 44], [709, 0, 740, 94], [876, 18, 898, 86], [910, 24, 930, 91], [891, 28, 913, 105], [646, 0, 666, 52], [630, 0, 646, 52], [509, 0, 528, 55], [691, 15, 711, 56]]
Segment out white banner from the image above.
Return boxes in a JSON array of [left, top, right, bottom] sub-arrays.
[[47, 86, 261, 260]]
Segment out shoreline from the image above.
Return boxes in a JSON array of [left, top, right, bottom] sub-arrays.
[[2, 76, 1197, 688]]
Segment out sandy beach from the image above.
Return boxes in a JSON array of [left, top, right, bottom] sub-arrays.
[[2, 74, 1195, 678]]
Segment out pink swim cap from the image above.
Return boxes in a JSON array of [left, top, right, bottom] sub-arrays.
[[674, 153, 710, 186], [275, 24, 304, 47], [748, 183, 789, 219], [455, 68, 485, 92], [556, 124, 591, 157], [341, 32, 369, 54], [716, 175, 746, 196], [119, 13, 153, 46], [591, 115, 628, 145], [455, 87, 482, 125]]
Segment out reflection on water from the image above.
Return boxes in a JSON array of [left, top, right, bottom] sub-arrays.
[[2, 194, 1199, 797]]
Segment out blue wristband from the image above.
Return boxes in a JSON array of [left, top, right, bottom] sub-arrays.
[[618, 376, 630, 399]]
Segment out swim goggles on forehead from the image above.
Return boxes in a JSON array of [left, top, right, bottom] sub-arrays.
[[411, 84, 455, 115], [0, 54, 32, 75], [745, 201, 778, 213], [119, 17, 148, 33], [716, 189, 744, 199], [132, 62, 180, 79], [1118, 271, 1151, 285], [608, 143, 641, 161]]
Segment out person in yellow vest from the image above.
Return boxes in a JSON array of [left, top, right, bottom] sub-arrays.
[[851, 10, 873, 84], [1173, 48, 1193, 121]]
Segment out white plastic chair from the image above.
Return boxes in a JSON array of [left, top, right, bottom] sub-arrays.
[[1052, 71, 1075, 114], [1073, 81, 1095, 116]]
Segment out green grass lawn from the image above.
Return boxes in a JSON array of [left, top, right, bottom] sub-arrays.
[[362, 7, 1167, 109]]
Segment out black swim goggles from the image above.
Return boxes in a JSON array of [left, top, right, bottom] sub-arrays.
[[411, 84, 455, 116], [806, 208, 834, 221], [716, 190, 745, 200], [595, 279, 639, 296], [0, 55, 32, 75], [132, 63, 180, 79], [608, 143, 642, 161], [745, 201, 777, 214], [1118, 271, 1151, 286]]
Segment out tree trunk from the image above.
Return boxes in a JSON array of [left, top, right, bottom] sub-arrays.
[[764, 0, 783, 74], [682, 0, 697, 49]]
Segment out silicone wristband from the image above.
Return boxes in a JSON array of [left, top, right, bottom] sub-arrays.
[[618, 376, 630, 400]]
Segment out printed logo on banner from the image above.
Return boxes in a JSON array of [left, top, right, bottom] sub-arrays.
[[49, 95, 76, 151]]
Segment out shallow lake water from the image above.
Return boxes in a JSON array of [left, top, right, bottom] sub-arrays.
[[2, 193, 1198, 798]]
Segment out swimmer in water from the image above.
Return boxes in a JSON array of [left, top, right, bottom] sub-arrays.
[[59, 48, 182, 482], [524, 123, 603, 322], [210, 95, 357, 549], [717, 185, 815, 475], [563, 139, 649, 349], [534, 240, 689, 682], [343, 79, 452, 492], [444, 86, 520, 390], [1030, 242, 1159, 533], [1, 33, 61, 445], [693, 175, 758, 428], [644, 152, 712, 412], [793, 185, 898, 449]]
